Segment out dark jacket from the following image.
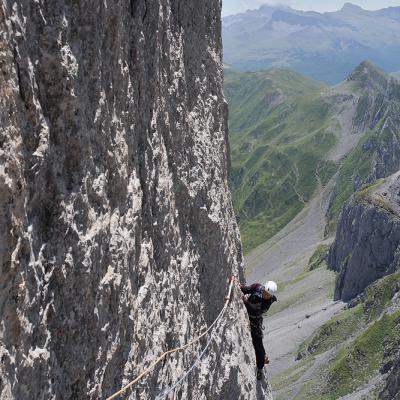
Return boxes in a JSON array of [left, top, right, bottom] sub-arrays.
[[241, 283, 277, 318]]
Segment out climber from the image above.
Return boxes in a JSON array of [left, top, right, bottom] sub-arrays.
[[240, 281, 278, 380]]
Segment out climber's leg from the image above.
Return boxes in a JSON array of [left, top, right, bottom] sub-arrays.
[[250, 324, 266, 370]]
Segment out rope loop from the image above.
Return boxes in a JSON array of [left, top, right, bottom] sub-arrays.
[[105, 276, 236, 400]]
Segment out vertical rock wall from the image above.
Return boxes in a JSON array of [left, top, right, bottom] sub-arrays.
[[0, 1, 271, 399], [329, 202, 400, 301], [329, 173, 400, 301], [379, 355, 400, 400]]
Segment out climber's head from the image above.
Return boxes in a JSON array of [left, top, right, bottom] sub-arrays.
[[263, 281, 278, 300], [262, 291, 273, 300]]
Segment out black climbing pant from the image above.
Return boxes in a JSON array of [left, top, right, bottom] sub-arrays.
[[250, 318, 266, 370]]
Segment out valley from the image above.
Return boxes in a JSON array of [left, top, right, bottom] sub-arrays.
[[226, 60, 400, 399], [227, 60, 400, 253]]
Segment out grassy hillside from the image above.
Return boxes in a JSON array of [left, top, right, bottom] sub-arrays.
[[225, 69, 326, 137], [289, 271, 400, 400], [225, 69, 339, 251], [226, 62, 400, 251]]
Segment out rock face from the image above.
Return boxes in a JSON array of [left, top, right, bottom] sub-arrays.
[[356, 66, 400, 184], [0, 2, 271, 399], [380, 354, 400, 400], [345, 62, 400, 189], [329, 173, 400, 301]]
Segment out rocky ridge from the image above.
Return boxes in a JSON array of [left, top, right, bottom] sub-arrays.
[[328, 65, 400, 301], [351, 62, 400, 183], [380, 355, 400, 399], [0, 1, 270, 399], [326, 61, 400, 226]]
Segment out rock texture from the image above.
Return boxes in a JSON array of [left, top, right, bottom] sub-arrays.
[[380, 354, 400, 400], [353, 64, 400, 185], [329, 172, 400, 301], [0, 1, 271, 399]]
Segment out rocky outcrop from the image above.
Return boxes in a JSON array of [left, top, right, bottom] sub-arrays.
[[363, 73, 400, 184], [324, 61, 400, 230], [0, 1, 270, 399], [329, 173, 400, 301], [380, 354, 400, 400], [347, 62, 400, 190]]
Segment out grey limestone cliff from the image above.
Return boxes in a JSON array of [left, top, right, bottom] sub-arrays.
[[329, 172, 400, 301], [380, 355, 400, 400], [0, 1, 271, 399]]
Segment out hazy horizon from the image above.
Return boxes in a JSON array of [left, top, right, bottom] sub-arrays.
[[222, 0, 400, 17]]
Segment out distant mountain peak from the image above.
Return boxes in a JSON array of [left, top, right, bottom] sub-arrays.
[[222, 3, 400, 84], [353, 60, 387, 75], [341, 3, 363, 12], [347, 60, 389, 88]]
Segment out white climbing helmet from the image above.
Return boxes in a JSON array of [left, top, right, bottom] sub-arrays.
[[264, 281, 278, 295]]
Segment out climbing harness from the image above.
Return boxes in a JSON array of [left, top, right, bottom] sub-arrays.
[[106, 276, 236, 400]]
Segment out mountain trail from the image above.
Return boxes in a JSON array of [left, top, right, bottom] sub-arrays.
[[292, 164, 307, 205]]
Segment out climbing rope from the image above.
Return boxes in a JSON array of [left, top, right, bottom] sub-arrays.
[[157, 280, 243, 399], [157, 307, 241, 400], [155, 315, 221, 399], [105, 276, 236, 400]]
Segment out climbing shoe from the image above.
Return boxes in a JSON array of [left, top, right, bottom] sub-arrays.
[[256, 369, 263, 380]]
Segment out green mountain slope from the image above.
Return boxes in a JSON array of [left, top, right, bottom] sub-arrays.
[[290, 271, 400, 400], [227, 61, 400, 252], [226, 69, 337, 251]]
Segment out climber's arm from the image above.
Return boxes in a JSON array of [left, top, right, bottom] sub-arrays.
[[240, 283, 258, 295]]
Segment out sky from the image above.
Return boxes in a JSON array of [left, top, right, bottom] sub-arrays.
[[222, 0, 400, 16]]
